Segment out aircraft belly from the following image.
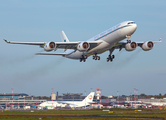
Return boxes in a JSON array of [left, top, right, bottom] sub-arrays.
[[66, 51, 83, 59], [88, 40, 113, 55]]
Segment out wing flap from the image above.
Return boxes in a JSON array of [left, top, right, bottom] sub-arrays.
[[55, 42, 79, 49]]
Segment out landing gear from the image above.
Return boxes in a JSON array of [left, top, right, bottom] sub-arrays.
[[92, 54, 100, 61], [127, 40, 131, 43], [106, 55, 115, 62], [126, 35, 132, 43], [107, 48, 115, 62], [83, 59, 86, 62], [80, 55, 87, 62]]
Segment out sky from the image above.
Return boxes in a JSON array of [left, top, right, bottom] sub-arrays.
[[0, 0, 166, 97]]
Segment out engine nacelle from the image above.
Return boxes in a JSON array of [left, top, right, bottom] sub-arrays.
[[141, 41, 154, 51], [77, 42, 90, 52], [125, 42, 137, 51], [44, 42, 56, 51]]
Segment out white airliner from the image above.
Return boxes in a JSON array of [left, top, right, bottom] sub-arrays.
[[4, 21, 161, 62], [38, 92, 95, 109]]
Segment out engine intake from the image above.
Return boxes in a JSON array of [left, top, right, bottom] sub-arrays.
[[77, 42, 90, 52], [44, 42, 56, 51], [142, 41, 154, 51], [125, 42, 137, 51]]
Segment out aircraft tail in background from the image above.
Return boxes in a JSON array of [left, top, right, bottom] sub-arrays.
[[60, 31, 69, 42]]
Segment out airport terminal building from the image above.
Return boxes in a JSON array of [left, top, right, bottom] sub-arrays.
[[0, 93, 46, 109], [0, 93, 28, 100]]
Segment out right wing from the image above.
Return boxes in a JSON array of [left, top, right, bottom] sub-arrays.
[[113, 38, 162, 50]]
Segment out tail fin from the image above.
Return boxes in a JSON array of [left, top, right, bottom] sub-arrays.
[[60, 31, 69, 42], [82, 92, 95, 103]]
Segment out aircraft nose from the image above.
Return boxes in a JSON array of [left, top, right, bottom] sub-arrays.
[[132, 23, 137, 33], [134, 23, 137, 31]]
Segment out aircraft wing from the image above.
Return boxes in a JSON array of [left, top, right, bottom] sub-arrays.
[[56, 101, 94, 107], [113, 38, 162, 50], [4, 39, 46, 45], [3, 39, 101, 50], [56, 101, 76, 106]]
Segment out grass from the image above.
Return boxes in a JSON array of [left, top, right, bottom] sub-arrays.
[[0, 108, 165, 120]]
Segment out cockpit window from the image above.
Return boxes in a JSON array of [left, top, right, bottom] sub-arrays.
[[128, 22, 135, 24]]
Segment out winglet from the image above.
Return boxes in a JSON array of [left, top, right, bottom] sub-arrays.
[[3, 39, 10, 43], [153, 38, 162, 43]]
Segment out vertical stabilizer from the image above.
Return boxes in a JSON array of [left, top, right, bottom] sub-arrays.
[[60, 31, 69, 42], [82, 92, 95, 103]]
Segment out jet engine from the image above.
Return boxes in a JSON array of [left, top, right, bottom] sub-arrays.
[[77, 42, 90, 52], [44, 42, 56, 51], [125, 42, 137, 51], [141, 41, 154, 51]]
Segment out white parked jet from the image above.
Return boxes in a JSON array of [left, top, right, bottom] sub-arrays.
[[4, 21, 161, 62], [38, 92, 95, 109]]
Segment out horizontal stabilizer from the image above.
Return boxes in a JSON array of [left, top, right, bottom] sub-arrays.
[[36, 53, 66, 56]]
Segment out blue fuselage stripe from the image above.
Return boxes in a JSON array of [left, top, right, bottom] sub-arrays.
[[94, 25, 129, 41]]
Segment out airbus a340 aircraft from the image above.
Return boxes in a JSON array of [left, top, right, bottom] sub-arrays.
[[38, 92, 95, 109], [4, 21, 161, 62]]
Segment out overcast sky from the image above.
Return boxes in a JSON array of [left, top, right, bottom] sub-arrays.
[[0, 0, 166, 97]]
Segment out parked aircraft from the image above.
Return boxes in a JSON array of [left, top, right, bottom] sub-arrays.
[[4, 21, 161, 62], [38, 92, 95, 109]]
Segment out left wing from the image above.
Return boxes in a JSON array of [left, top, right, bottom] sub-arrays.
[[3, 39, 102, 51], [3, 38, 79, 49]]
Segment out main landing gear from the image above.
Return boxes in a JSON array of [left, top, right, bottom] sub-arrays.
[[107, 47, 115, 62], [92, 54, 100, 60], [107, 55, 115, 62], [80, 55, 87, 62]]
